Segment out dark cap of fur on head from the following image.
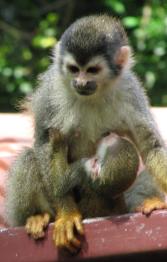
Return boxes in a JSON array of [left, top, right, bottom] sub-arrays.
[[60, 15, 128, 74]]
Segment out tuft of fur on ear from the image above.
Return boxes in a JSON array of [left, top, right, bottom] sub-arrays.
[[115, 45, 135, 70], [16, 96, 33, 115], [51, 41, 61, 62]]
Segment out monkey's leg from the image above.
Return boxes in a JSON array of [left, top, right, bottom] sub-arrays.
[[124, 170, 167, 215], [84, 135, 139, 198], [53, 195, 84, 253], [6, 148, 52, 238]]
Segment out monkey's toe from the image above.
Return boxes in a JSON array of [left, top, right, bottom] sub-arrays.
[[25, 213, 50, 239], [53, 212, 84, 253], [136, 197, 167, 216]]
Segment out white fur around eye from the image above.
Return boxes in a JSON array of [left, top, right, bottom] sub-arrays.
[[62, 52, 79, 74], [86, 56, 111, 80]]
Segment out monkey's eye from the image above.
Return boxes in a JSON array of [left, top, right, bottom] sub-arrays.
[[67, 65, 79, 74], [87, 66, 101, 74]]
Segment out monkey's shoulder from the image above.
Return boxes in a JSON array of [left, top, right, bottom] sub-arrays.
[[114, 72, 150, 114]]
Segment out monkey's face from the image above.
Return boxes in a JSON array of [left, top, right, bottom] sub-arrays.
[[57, 15, 132, 96], [61, 53, 112, 96]]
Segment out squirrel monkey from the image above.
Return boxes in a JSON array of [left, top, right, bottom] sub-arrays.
[[6, 15, 167, 253], [6, 131, 140, 253]]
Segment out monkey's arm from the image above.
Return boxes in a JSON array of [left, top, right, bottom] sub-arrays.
[[33, 128, 84, 252], [125, 80, 167, 193], [124, 170, 167, 214], [31, 87, 85, 198], [34, 128, 85, 199], [129, 113, 167, 190]]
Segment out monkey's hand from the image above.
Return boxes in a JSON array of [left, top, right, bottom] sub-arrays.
[[25, 213, 50, 239], [135, 197, 167, 216], [49, 128, 67, 147], [53, 210, 84, 253]]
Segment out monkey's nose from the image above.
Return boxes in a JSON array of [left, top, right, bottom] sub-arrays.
[[73, 80, 97, 96]]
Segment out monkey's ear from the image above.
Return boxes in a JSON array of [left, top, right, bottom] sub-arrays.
[[115, 46, 131, 67], [52, 41, 61, 61]]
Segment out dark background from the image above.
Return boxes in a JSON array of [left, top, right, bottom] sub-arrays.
[[0, 0, 167, 111]]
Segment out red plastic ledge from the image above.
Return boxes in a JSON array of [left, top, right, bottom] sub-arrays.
[[1, 211, 167, 262]]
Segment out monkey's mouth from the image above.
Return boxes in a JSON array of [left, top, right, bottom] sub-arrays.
[[73, 80, 97, 96], [76, 88, 96, 96]]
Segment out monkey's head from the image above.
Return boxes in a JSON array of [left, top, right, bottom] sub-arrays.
[[55, 15, 133, 96]]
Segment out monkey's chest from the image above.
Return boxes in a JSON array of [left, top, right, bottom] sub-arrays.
[[66, 111, 127, 161], [68, 135, 97, 162]]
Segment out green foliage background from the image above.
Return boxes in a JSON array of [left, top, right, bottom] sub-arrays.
[[0, 0, 167, 111]]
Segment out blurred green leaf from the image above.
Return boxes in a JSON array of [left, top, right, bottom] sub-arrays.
[[20, 82, 32, 94], [32, 36, 56, 48], [22, 49, 32, 60], [47, 13, 59, 23], [123, 17, 139, 28], [105, 0, 125, 14], [162, 95, 167, 105], [2, 67, 13, 77], [154, 46, 165, 56], [6, 83, 15, 92], [14, 66, 29, 78], [145, 71, 156, 90]]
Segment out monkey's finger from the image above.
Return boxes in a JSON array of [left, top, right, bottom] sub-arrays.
[[25, 217, 34, 234], [53, 220, 60, 244], [59, 226, 67, 247], [52, 231, 56, 244], [34, 223, 46, 239], [53, 228, 58, 246], [54, 230, 61, 247], [64, 242, 78, 254], [66, 221, 81, 248], [143, 203, 167, 215], [54, 226, 77, 253], [30, 216, 41, 234], [54, 224, 65, 247], [136, 197, 167, 216], [60, 227, 79, 254], [28, 216, 46, 239], [33, 230, 45, 239], [57, 236, 78, 254], [43, 213, 50, 227], [25, 223, 32, 234], [26, 227, 45, 239], [74, 216, 84, 235]]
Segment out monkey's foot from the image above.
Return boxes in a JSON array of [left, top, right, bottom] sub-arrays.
[[25, 213, 50, 239], [136, 197, 167, 215], [53, 212, 84, 253]]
